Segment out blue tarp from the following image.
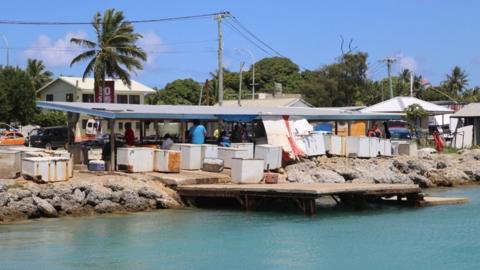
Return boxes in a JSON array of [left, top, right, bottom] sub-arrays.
[[216, 115, 258, 122]]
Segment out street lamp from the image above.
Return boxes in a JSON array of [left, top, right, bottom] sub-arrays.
[[0, 33, 9, 66], [235, 48, 256, 100]]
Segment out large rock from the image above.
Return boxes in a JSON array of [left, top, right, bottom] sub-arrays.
[[9, 188, 32, 201], [0, 183, 6, 192], [285, 161, 316, 183], [310, 169, 345, 183], [137, 187, 163, 199], [71, 189, 86, 203], [33, 196, 58, 217], [85, 186, 112, 206], [38, 188, 56, 199], [0, 192, 10, 206], [426, 169, 470, 186], [94, 200, 123, 214], [8, 197, 39, 218], [409, 173, 434, 188], [103, 183, 124, 192], [120, 189, 148, 211]]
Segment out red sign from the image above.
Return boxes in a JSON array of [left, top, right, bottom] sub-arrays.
[[95, 81, 115, 103]]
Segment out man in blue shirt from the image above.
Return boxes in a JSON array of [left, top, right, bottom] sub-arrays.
[[189, 120, 207, 144]]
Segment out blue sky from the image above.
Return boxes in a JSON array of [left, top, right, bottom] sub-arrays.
[[0, 0, 479, 88]]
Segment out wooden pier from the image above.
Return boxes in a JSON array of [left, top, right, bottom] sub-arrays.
[[176, 183, 423, 215]]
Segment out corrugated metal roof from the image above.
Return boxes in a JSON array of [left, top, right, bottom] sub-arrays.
[[452, 103, 480, 118], [361, 97, 453, 114], [37, 101, 403, 121], [37, 76, 156, 94], [217, 97, 311, 107]]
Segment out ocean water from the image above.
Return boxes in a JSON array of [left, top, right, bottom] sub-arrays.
[[0, 187, 479, 270]]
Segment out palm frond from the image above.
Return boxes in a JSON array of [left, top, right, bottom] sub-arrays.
[[70, 38, 97, 49], [70, 50, 97, 66]]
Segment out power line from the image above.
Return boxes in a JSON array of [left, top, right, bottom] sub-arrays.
[[229, 16, 285, 58], [223, 20, 273, 56], [0, 12, 225, 25]]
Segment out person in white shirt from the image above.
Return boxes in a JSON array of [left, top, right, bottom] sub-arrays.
[[161, 134, 174, 150]]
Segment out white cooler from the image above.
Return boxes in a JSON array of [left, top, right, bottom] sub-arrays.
[[254, 144, 282, 170], [22, 157, 69, 182], [230, 143, 254, 158], [303, 133, 326, 156], [154, 149, 181, 173], [200, 144, 218, 164], [231, 158, 264, 184], [117, 147, 154, 172], [218, 147, 250, 168], [171, 144, 202, 170], [346, 137, 370, 158]]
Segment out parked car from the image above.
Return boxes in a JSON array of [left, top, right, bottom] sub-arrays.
[[27, 126, 69, 149], [0, 131, 26, 145]]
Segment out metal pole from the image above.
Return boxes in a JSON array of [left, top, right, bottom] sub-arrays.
[[235, 48, 256, 100], [381, 57, 396, 99], [109, 119, 115, 171], [1, 34, 9, 66], [238, 61, 244, 106], [216, 14, 224, 106], [198, 84, 204, 106]]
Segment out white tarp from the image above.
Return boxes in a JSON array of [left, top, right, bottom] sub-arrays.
[[262, 115, 313, 159], [361, 97, 453, 114], [455, 125, 474, 149]]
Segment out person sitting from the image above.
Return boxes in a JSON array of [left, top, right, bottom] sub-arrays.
[[161, 134, 174, 150], [367, 124, 383, 138], [217, 131, 231, 147], [189, 119, 207, 144]]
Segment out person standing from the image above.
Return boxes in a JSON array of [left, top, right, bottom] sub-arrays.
[[124, 122, 135, 146], [161, 134, 174, 150], [189, 120, 207, 144]]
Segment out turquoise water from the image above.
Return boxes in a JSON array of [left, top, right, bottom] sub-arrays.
[[1, 187, 480, 270]]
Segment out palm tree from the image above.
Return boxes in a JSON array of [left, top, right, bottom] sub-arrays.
[[70, 9, 147, 102], [444, 66, 468, 96], [26, 58, 53, 90]]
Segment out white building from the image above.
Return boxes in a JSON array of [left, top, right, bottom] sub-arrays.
[[36, 76, 157, 141]]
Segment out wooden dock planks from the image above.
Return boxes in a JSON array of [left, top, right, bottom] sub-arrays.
[[176, 183, 423, 215]]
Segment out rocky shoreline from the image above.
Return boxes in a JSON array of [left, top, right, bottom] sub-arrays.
[[0, 172, 182, 223], [285, 148, 480, 187], [2, 148, 479, 224]]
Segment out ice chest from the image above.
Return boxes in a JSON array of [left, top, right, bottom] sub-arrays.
[[346, 137, 370, 158], [200, 144, 218, 164], [202, 157, 224, 172], [22, 157, 69, 182], [117, 147, 154, 172], [231, 158, 264, 184], [254, 144, 282, 170], [154, 149, 181, 173], [88, 160, 106, 171], [230, 142, 254, 158], [171, 144, 202, 170], [218, 147, 250, 168]]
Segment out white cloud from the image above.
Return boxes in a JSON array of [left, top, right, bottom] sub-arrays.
[[138, 31, 167, 66], [23, 31, 88, 67], [395, 53, 419, 72]]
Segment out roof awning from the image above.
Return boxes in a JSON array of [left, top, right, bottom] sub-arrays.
[[37, 101, 404, 121]]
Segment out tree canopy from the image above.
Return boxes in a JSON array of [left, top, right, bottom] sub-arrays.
[[70, 8, 147, 99]]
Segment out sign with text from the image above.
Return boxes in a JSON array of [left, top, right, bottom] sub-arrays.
[[95, 81, 115, 103]]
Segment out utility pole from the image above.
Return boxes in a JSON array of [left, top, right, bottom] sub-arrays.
[[238, 61, 245, 106], [216, 12, 230, 106], [381, 57, 396, 99], [235, 48, 256, 100]]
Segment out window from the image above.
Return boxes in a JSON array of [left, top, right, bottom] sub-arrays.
[[46, 94, 54, 101], [117, 95, 128, 104], [82, 120, 88, 129], [82, 94, 94, 103], [129, 95, 140, 104], [118, 122, 124, 130], [66, 93, 74, 102]]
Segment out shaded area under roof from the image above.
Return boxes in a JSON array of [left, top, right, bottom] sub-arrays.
[[452, 103, 480, 118], [37, 101, 403, 121], [361, 97, 453, 115]]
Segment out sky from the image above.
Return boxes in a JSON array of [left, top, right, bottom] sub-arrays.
[[0, 0, 479, 89]]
